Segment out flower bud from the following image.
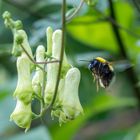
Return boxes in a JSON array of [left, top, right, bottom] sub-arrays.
[[12, 30, 33, 59], [3, 11, 23, 30], [2, 11, 11, 19], [52, 30, 62, 59], [10, 99, 32, 132], [12, 32, 22, 56], [52, 30, 71, 78], [13, 53, 34, 104], [16, 30, 33, 58], [15, 20, 23, 30], [46, 26, 53, 57], [60, 68, 83, 124], [32, 45, 45, 96]]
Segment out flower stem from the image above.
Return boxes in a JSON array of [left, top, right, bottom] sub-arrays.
[[50, 0, 66, 107], [20, 44, 60, 71], [66, 0, 84, 23], [133, 0, 140, 13], [41, 63, 46, 110], [108, 0, 140, 102]]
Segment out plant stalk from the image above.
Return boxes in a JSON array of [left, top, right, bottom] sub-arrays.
[[108, 0, 140, 102], [50, 0, 66, 107]]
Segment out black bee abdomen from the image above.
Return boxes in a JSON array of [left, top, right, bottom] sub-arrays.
[[100, 64, 114, 87], [101, 70, 114, 87]]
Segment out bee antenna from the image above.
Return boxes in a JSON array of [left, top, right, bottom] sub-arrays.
[[79, 59, 91, 62]]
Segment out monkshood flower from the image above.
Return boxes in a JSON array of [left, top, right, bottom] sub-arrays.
[[52, 30, 71, 78], [10, 99, 32, 132], [52, 68, 83, 125], [32, 45, 45, 96], [60, 68, 83, 123], [13, 53, 34, 104]]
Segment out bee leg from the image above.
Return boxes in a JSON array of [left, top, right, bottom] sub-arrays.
[[92, 73, 96, 82], [96, 77, 99, 92]]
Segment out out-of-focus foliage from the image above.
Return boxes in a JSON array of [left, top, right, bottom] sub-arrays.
[[0, 0, 140, 140]]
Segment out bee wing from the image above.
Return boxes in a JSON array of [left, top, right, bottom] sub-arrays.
[[112, 60, 133, 72]]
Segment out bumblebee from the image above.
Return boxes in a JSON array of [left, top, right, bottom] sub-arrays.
[[88, 57, 115, 90]]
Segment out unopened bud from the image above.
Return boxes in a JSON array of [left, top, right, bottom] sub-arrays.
[[32, 45, 45, 96]]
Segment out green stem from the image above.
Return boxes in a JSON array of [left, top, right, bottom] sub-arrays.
[[41, 63, 46, 111], [20, 44, 60, 71], [66, 0, 84, 23], [33, 0, 67, 118], [133, 0, 140, 13], [50, 0, 66, 107], [108, 0, 140, 102], [33, 94, 42, 101], [92, 7, 140, 39]]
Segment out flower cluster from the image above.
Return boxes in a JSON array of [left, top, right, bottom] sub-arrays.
[[3, 11, 83, 132]]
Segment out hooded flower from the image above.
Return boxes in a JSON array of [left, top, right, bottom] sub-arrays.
[[52, 30, 71, 78], [32, 45, 45, 96], [52, 67, 83, 125], [10, 99, 32, 132], [13, 53, 34, 104]]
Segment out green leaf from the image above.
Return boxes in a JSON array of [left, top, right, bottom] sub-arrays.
[[67, 1, 138, 54], [67, 15, 119, 53]]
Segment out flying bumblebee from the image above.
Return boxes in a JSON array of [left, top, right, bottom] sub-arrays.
[[88, 57, 115, 91], [80, 56, 132, 91]]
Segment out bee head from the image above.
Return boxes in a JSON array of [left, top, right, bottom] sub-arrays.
[[88, 59, 98, 71]]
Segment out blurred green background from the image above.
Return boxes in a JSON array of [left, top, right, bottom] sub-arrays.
[[1, 0, 140, 140]]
